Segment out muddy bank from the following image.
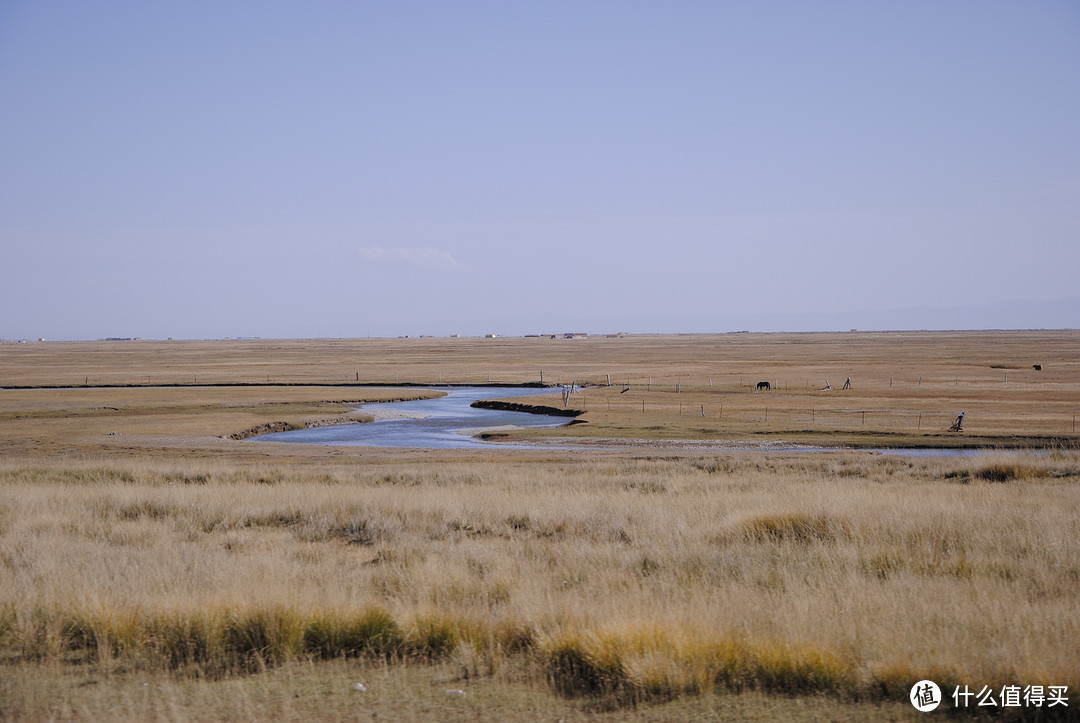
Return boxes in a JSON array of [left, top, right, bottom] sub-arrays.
[[227, 416, 364, 440], [470, 400, 584, 417]]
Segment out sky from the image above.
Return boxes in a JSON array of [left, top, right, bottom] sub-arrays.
[[2, 1, 1078, 340]]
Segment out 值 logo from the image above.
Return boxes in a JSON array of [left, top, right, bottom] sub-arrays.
[[911, 680, 942, 712]]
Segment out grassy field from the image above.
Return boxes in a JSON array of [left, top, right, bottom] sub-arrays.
[[1, 332, 1078, 720], [3, 331, 1078, 453]]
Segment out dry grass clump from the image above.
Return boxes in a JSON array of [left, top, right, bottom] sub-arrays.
[[972, 462, 1045, 483], [540, 627, 858, 707], [937, 453, 1079, 484], [1, 453, 1078, 710], [740, 512, 846, 544]]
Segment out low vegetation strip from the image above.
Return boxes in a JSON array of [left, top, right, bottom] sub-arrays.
[[5, 601, 1072, 714], [0, 603, 958, 704]]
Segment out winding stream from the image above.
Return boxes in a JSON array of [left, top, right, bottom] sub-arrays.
[[254, 387, 570, 449]]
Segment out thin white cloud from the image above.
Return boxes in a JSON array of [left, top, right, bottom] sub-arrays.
[[359, 246, 461, 267]]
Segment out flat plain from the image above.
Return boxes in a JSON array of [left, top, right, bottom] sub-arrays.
[[1, 331, 1078, 721]]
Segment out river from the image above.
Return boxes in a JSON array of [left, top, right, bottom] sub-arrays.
[[254, 386, 570, 449]]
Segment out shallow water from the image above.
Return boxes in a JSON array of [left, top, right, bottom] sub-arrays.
[[254, 387, 569, 449]]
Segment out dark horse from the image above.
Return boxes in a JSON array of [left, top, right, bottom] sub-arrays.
[[756, 381, 771, 391]]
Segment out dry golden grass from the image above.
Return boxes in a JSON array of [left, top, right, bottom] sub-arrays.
[[1, 453, 1078, 718], [1, 332, 1078, 720]]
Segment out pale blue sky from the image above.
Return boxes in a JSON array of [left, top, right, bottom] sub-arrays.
[[2, 1, 1078, 339]]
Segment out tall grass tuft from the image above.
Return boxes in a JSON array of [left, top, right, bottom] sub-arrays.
[[404, 614, 486, 659], [543, 632, 626, 698], [302, 607, 402, 660], [220, 606, 306, 673], [749, 640, 855, 695], [740, 512, 844, 543], [974, 462, 1044, 483], [147, 610, 224, 676]]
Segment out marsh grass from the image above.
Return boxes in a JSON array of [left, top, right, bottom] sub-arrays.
[[2, 453, 1078, 711]]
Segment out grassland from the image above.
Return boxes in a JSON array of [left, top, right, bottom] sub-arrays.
[[3, 331, 1078, 453], [1, 332, 1078, 720]]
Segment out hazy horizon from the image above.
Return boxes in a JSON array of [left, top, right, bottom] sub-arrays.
[[7, 292, 1079, 343], [2, 2, 1078, 341]]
